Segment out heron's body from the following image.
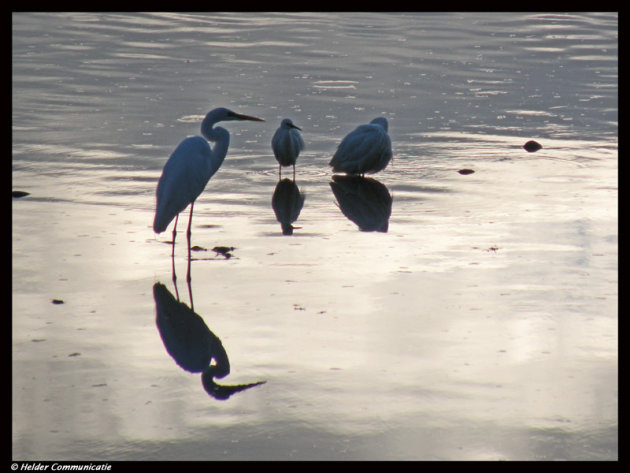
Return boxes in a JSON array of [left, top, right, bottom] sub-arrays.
[[329, 117, 392, 175], [153, 107, 264, 247], [271, 118, 304, 175], [154, 136, 224, 234]]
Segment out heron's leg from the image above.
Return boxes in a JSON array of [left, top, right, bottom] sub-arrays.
[[186, 202, 194, 284], [171, 251, 180, 301], [292, 164, 296, 180], [187, 276, 194, 311], [278, 164, 282, 179], [187, 201, 194, 239], [186, 244, 192, 284], [171, 213, 179, 258]]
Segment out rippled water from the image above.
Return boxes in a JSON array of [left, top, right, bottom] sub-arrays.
[[12, 12, 617, 461]]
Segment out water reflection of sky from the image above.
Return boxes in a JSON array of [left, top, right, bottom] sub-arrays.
[[13, 12, 617, 460]]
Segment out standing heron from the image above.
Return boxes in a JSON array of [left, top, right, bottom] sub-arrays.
[[153, 107, 264, 261], [271, 118, 304, 178], [329, 117, 392, 176]]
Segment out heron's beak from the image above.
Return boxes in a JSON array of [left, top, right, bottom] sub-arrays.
[[234, 113, 265, 122], [289, 124, 302, 131]]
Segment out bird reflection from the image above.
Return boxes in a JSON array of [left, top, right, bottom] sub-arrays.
[[153, 282, 266, 400], [330, 175, 392, 232], [271, 178, 305, 235]]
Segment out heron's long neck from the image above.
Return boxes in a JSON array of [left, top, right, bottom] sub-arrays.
[[201, 119, 230, 171]]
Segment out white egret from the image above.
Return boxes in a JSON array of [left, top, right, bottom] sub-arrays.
[[153, 107, 264, 255], [329, 117, 392, 176], [271, 118, 304, 177]]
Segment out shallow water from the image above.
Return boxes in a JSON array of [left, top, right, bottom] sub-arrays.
[[12, 12, 617, 461]]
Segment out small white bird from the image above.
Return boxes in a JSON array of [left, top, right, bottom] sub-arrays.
[[153, 107, 264, 252], [329, 117, 392, 176], [271, 118, 304, 177]]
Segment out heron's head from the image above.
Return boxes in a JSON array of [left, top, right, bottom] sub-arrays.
[[206, 107, 265, 124], [370, 117, 388, 132], [281, 118, 302, 131]]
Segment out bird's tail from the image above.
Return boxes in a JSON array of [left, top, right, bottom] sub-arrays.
[[153, 212, 169, 234]]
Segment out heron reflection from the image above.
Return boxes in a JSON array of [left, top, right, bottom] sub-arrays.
[[271, 178, 305, 235], [153, 282, 266, 400], [330, 175, 392, 232]]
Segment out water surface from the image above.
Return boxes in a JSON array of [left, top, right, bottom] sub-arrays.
[[12, 12, 617, 461]]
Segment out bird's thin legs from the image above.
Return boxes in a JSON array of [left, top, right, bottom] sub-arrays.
[[187, 201, 194, 240], [171, 248, 180, 302], [187, 276, 194, 311], [292, 164, 296, 180], [186, 202, 194, 282], [186, 202, 194, 308], [171, 213, 179, 258]]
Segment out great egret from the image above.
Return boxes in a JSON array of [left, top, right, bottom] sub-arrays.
[[329, 117, 392, 176], [271, 118, 304, 177], [153, 107, 264, 255]]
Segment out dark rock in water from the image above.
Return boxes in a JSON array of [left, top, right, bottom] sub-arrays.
[[212, 246, 235, 258], [523, 140, 542, 152], [12, 191, 30, 198], [191, 245, 207, 252], [52, 299, 64, 304], [458, 169, 475, 175]]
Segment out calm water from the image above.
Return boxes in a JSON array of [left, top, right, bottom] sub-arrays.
[[12, 12, 617, 461]]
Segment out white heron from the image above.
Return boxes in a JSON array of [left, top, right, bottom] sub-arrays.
[[329, 117, 392, 176], [153, 107, 264, 254], [271, 118, 304, 177]]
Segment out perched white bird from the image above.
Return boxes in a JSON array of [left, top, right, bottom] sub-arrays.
[[153, 107, 264, 249], [329, 117, 392, 176], [271, 118, 304, 177]]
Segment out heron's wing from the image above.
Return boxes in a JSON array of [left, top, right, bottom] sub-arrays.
[[271, 128, 284, 159], [272, 128, 304, 164], [292, 128, 305, 152], [330, 124, 391, 173], [154, 137, 212, 231]]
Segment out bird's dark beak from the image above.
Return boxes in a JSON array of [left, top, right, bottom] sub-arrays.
[[290, 123, 302, 131], [233, 112, 265, 122]]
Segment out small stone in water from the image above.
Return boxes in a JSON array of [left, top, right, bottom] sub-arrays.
[[212, 246, 235, 258], [523, 140, 542, 152], [52, 299, 64, 304], [458, 169, 475, 175], [12, 190, 30, 198]]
